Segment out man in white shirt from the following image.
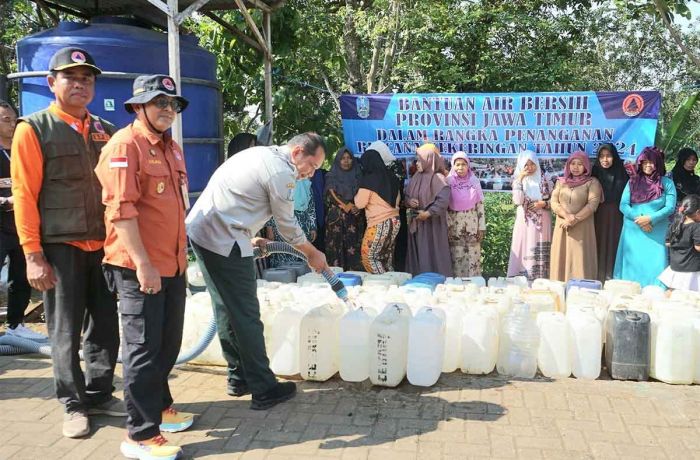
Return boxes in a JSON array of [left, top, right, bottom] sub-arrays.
[[186, 132, 328, 410]]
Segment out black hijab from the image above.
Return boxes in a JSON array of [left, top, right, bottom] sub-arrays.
[[324, 146, 362, 201], [359, 149, 399, 206], [671, 147, 700, 201], [591, 143, 628, 204]]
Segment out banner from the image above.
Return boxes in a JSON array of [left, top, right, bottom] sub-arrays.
[[340, 91, 661, 191]]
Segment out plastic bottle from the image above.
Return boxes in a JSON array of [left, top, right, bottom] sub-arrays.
[[498, 302, 540, 378]]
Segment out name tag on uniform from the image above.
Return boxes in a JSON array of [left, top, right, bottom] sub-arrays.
[[180, 177, 190, 210], [91, 133, 111, 142]]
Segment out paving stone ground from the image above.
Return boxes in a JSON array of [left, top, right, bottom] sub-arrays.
[[1, 354, 700, 460]]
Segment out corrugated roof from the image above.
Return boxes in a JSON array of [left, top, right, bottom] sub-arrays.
[[44, 1, 284, 27]]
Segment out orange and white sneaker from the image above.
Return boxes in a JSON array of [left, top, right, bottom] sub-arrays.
[[120, 434, 182, 460], [159, 406, 194, 433]]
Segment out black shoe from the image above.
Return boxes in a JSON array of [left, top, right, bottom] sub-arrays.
[[250, 382, 297, 410], [227, 382, 250, 397]]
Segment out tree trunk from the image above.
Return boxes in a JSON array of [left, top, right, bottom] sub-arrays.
[[366, 35, 384, 93], [343, 0, 364, 93]]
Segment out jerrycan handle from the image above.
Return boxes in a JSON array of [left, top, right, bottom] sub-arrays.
[[625, 311, 641, 321]]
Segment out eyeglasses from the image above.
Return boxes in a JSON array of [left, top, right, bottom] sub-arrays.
[[151, 97, 183, 113]]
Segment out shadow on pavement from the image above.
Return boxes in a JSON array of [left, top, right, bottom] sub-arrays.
[[181, 371, 553, 458]]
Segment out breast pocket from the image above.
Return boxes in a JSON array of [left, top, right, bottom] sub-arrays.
[[143, 162, 174, 199], [44, 142, 85, 180]]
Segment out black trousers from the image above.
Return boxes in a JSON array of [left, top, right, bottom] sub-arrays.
[[104, 265, 186, 441], [42, 243, 119, 413], [191, 241, 277, 394], [0, 231, 31, 326]]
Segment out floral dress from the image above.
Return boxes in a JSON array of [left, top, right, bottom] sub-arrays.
[[447, 202, 486, 277]]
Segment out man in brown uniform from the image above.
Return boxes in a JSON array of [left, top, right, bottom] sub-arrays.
[[95, 74, 194, 460]]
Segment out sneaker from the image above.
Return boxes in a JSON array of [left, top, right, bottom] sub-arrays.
[[227, 381, 250, 397], [251, 381, 297, 410], [63, 410, 90, 438], [5, 324, 48, 341], [159, 407, 194, 433], [87, 397, 127, 417], [120, 434, 182, 460]]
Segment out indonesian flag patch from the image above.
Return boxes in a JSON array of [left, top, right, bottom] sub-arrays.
[[109, 156, 128, 168]]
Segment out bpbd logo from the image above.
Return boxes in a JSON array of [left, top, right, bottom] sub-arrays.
[[356, 96, 370, 119], [622, 94, 644, 117]]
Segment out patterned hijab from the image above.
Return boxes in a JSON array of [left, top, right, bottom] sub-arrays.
[[630, 146, 666, 204], [514, 150, 543, 201], [324, 146, 361, 201], [448, 151, 484, 211], [592, 143, 628, 204], [406, 144, 449, 209], [559, 151, 593, 188]]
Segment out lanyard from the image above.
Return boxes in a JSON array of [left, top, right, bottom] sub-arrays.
[[0, 148, 9, 163]]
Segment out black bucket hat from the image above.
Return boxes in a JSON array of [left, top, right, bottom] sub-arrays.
[[49, 47, 102, 75], [124, 74, 189, 113]]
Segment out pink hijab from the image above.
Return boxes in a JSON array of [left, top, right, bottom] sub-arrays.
[[448, 151, 484, 211], [559, 151, 593, 188], [406, 144, 449, 208]]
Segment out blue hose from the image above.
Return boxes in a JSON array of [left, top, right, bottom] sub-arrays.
[[0, 242, 347, 364]]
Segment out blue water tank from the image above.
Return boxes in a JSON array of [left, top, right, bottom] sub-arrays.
[[15, 17, 222, 195]]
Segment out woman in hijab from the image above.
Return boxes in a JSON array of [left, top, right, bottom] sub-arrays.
[[267, 177, 317, 267], [405, 144, 452, 276], [549, 151, 603, 281], [324, 147, 365, 270], [354, 148, 401, 273], [507, 150, 553, 280], [670, 147, 700, 202], [591, 143, 629, 282], [614, 146, 677, 286], [447, 151, 486, 277], [367, 141, 409, 272]]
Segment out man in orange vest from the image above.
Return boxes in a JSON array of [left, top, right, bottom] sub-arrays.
[[11, 47, 124, 438]]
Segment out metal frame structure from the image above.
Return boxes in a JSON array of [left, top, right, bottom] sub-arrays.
[[8, 0, 285, 145]]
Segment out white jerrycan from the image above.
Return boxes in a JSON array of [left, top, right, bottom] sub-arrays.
[[536, 312, 571, 378], [407, 307, 446, 387], [653, 314, 696, 385], [369, 303, 412, 387], [299, 303, 343, 381], [439, 302, 464, 373], [461, 307, 499, 375], [567, 311, 602, 380], [269, 303, 305, 376], [498, 302, 540, 378], [339, 307, 376, 382]]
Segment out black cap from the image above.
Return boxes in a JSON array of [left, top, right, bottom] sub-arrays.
[[123, 74, 189, 113], [49, 47, 101, 75]]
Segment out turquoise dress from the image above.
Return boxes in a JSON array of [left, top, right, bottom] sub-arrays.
[[613, 177, 676, 287]]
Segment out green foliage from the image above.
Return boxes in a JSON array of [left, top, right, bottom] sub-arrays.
[[656, 90, 700, 157], [481, 192, 516, 278]]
